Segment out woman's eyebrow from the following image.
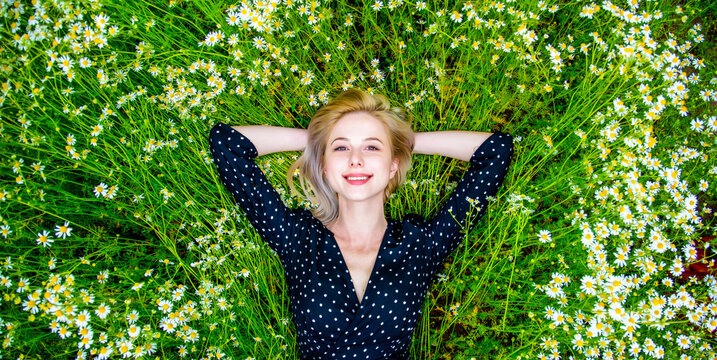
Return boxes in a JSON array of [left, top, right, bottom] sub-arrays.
[[330, 137, 384, 144]]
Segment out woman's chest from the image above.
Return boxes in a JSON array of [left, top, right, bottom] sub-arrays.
[[288, 238, 431, 311], [288, 261, 431, 343], [336, 241, 380, 304]]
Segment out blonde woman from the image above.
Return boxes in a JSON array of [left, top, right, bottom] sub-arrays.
[[209, 89, 513, 359]]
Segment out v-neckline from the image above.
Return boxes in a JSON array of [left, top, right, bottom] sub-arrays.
[[325, 220, 391, 306]]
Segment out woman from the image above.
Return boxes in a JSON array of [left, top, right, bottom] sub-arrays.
[[209, 89, 513, 359]]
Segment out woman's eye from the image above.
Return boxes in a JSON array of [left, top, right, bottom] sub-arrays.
[[334, 146, 347, 151], [366, 145, 379, 151]]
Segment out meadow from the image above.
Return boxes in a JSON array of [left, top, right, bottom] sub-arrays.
[[0, 0, 716, 358]]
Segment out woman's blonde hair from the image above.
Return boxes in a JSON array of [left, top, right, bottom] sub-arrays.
[[287, 89, 414, 224]]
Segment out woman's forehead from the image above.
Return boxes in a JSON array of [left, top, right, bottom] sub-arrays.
[[329, 112, 388, 141]]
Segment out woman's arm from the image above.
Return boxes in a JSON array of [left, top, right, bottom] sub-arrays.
[[209, 123, 307, 259], [231, 125, 308, 156], [412, 131, 494, 162], [416, 130, 513, 270]]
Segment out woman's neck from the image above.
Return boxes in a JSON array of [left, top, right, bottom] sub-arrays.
[[327, 199, 387, 247]]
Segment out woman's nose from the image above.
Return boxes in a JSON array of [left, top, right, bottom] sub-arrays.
[[349, 150, 363, 167]]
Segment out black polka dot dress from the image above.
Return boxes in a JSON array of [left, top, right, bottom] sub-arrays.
[[209, 122, 513, 360]]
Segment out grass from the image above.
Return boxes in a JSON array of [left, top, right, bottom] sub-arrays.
[[0, 0, 716, 359]]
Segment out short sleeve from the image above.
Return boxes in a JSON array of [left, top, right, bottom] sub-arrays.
[[425, 132, 513, 269], [208, 122, 295, 258]]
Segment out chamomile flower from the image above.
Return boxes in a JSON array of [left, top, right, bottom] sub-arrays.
[[96, 345, 114, 360], [699, 179, 709, 191], [131, 282, 144, 291], [0, 225, 11, 238], [538, 230, 553, 243], [94, 183, 108, 198], [75, 310, 91, 328], [160, 317, 176, 333], [95, 303, 110, 319], [572, 333, 586, 350], [22, 295, 40, 314], [217, 297, 228, 310], [117, 340, 133, 356], [90, 123, 103, 136], [580, 275, 598, 296], [648, 228, 671, 253], [58, 325, 73, 339], [57, 55, 73, 73], [157, 299, 173, 314], [252, 36, 267, 50], [15, 277, 29, 293], [36, 230, 53, 247], [106, 184, 118, 199], [185, 328, 199, 343], [54, 221, 72, 239], [127, 325, 141, 338], [449, 10, 462, 23], [127, 310, 139, 323], [78, 57, 92, 68], [97, 269, 109, 284]]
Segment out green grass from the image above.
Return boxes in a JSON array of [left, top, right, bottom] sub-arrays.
[[0, 0, 716, 359]]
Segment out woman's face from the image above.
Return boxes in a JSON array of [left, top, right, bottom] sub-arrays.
[[323, 112, 398, 206]]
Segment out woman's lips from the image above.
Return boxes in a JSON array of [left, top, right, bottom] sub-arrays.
[[344, 174, 372, 185]]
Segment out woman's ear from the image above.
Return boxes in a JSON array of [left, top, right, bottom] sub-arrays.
[[389, 157, 399, 179]]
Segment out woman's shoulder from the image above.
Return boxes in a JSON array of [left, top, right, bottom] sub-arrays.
[[391, 213, 429, 236], [291, 207, 333, 234]]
